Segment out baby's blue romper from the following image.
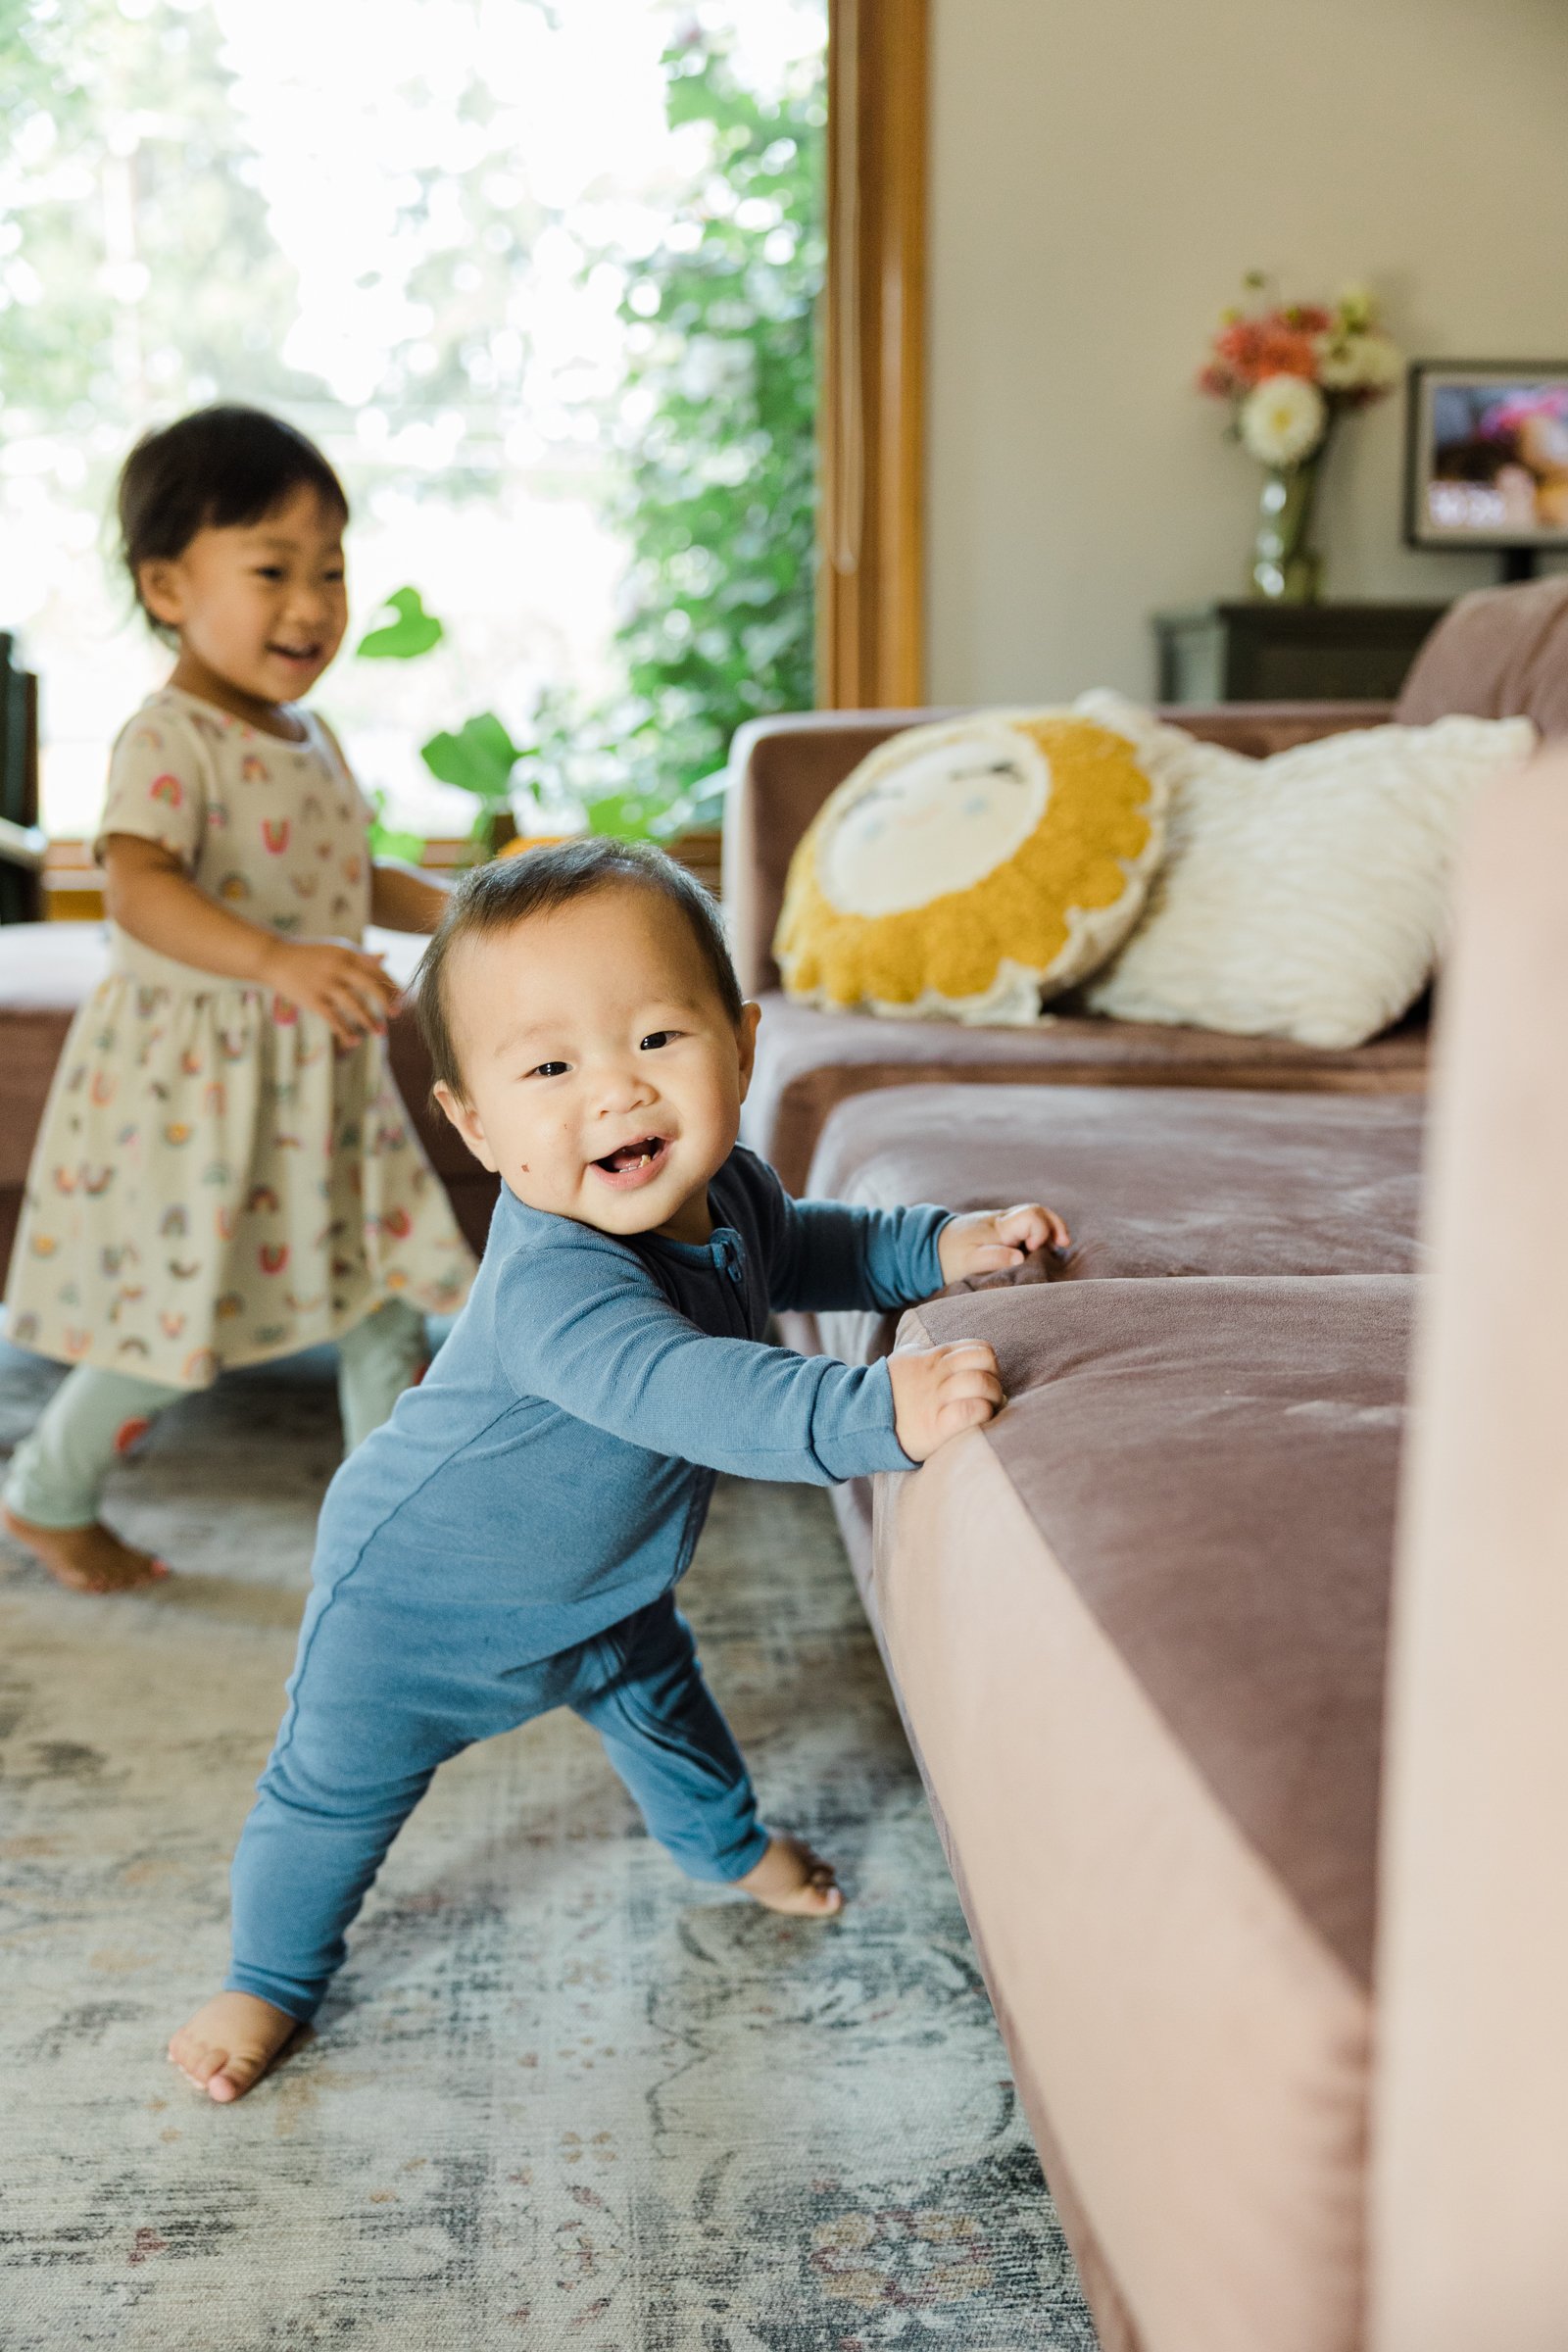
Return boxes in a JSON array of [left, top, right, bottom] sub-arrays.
[[225, 1147, 951, 2020]]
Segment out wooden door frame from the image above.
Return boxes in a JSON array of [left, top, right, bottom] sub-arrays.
[[817, 0, 928, 709]]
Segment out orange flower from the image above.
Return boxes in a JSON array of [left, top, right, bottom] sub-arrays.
[[1210, 315, 1320, 388]]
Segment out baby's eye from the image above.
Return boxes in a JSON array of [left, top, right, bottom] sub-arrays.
[[527, 1060, 569, 1079], [639, 1030, 679, 1051], [254, 565, 285, 581]]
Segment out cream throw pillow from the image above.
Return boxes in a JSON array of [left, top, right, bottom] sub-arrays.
[[1078, 692, 1537, 1050], [774, 710, 1177, 1024]]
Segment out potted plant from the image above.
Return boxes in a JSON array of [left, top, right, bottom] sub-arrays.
[[352, 591, 722, 890]]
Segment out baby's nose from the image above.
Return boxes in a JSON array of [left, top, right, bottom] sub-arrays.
[[596, 1064, 656, 1110]]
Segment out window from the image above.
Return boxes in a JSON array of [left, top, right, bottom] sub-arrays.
[[0, 0, 825, 844]]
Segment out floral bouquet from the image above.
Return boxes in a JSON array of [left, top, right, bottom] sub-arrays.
[[1199, 277, 1402, 599]]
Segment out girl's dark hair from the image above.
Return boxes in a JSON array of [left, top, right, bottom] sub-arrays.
[[118, 405, 349, 637], [417, 838, 744, 1102]]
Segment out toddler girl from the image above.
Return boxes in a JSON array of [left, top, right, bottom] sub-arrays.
[[2, 406, 475, 1595]]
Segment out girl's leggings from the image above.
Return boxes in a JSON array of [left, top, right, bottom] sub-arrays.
[[226, 1589, 770, 2021], [2, 1297, 427, 1529]]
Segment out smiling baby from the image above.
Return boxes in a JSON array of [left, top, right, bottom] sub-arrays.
[[168, 838, 1068, 2101]]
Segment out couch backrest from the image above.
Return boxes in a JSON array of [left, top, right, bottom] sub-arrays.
[[720, 700, 1394, 997], [1370, 745, 1568, 2352], [1396, 573, 1568, 738]]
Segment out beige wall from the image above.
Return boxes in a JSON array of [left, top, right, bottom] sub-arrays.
[[924, 0, 1568, 704]]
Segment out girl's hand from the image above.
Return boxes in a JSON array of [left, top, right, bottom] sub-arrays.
[[938, 1202, 1071, 1285], [101, 838, 402, 1046], [888, 1340, 1004, 1462], [259, 938, 402, 1048]]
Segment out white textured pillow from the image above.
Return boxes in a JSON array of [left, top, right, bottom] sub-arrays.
[[1077, 692, 1537, 1049]]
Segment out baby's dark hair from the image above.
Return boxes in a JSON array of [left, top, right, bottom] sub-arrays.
[[118, 405, 349, 640], [416, 838, 745, 1103]]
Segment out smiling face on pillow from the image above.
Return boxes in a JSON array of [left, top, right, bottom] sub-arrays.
[[817, 727, 1050, 917], [774, 711, 1167, 1025]]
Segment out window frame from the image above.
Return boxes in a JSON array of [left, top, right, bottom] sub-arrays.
[[817, 0, 929, 709]]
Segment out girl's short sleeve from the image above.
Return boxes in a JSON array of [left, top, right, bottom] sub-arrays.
[[93, 703, 208, 870]]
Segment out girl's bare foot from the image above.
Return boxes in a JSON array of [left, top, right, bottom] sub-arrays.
[[1, 1506, 170, 1594], [736, 1832, 844, 1918], [169, 1991, 299, 2103]]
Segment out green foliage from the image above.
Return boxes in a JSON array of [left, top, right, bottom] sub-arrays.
[[419, 711, 528, 853], [347, 26, 829, 858], [559, 26, 825, 818], [0, 0, 329, 437], [356, 588, 445, 661]]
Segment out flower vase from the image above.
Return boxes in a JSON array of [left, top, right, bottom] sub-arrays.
[[1251, 451, 1324, 602]]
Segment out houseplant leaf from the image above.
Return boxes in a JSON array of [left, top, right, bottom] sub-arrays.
[[357, 587, 445, 661], [419, 711, 523, 803]]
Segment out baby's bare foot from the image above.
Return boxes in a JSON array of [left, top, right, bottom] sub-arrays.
[[1, 1507, 170, 1594], [169, 1991, 299, 2103], [737, 1833, 844, 1919]]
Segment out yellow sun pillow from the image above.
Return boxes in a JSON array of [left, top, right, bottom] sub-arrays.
[[773, 709, 1171, 1023]]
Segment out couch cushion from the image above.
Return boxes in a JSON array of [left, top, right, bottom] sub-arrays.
[[1079, 696, 1535, 1049], [743, 989, 1428, 1195], [872, 1274, 1406, 2352], [774, 710, 1172, 1021], [789, 1082, 1424, 1376]]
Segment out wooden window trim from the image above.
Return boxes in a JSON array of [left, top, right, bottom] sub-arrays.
[[817, 0, 929, 710]]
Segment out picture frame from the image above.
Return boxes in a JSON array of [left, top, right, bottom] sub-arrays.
[[1404, 360, 1568, 552]]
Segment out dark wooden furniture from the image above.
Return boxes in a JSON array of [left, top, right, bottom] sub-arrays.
[[1153, 602, 1448, 705], [0, 633, 42, 925]]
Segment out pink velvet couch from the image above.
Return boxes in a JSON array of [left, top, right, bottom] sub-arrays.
[[749, 721, 1565, 2339]]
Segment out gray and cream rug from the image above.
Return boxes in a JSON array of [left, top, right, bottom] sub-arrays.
[[0, 1337, 1097, 2350]]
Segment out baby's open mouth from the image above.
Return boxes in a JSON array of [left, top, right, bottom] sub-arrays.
[[268, 641, 322, 663], [591, 1135, 671, 1189]]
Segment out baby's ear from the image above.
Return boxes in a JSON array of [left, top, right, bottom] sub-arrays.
[[431, 1080, 499, 1173]]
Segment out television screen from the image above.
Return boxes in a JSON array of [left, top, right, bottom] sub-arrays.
[[1406, 363, 1568, 549]]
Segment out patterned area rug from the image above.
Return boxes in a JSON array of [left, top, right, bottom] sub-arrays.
[[0, 1338, 1098, 2351]]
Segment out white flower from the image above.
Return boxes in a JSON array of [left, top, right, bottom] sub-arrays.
[[1316, 330, 1402, 393], [1337, 281, 1377, 335], [1240, 372, 1327, 466]]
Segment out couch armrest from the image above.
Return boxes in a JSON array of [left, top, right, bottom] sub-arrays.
[[1371, 746, 1568, 2351], [721, 700, 1395, 998]]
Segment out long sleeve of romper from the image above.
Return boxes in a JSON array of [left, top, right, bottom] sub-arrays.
[[755, 1168, 952, 1315], [494, 1235, 914, 1486]]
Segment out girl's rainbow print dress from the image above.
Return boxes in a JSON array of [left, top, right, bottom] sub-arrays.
[[6, 687, 475, 1387]]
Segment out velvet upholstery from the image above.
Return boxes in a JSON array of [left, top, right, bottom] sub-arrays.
[[786, 1081, 1424, 1373], [871, 1275, 1408, 2352], [745, 991, 1428, 1196], [1395, 572, 1568, 738], [777, 1070, 1429, 2350], [1370, 748, 1568, 2352]]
